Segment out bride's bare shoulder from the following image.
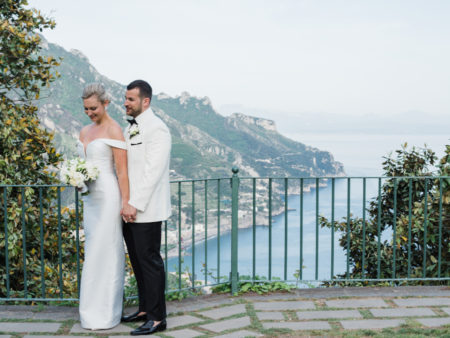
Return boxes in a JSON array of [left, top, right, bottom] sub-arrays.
[[106, 120, 125, 141]]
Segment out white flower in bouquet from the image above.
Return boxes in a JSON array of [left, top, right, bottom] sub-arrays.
[[60, 158, 99, 194], [85, 162, 100, 180], [69, 171, 85, 187]]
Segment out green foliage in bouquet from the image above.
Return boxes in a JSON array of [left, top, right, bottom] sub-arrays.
[[0, 0, 82, 299], [320, 144, 450, 281]]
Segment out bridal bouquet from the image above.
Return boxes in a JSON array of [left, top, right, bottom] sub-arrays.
[[59, 158, 99, 194]]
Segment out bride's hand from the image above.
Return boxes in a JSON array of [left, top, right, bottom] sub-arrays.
[[121, 202, 137, 223]]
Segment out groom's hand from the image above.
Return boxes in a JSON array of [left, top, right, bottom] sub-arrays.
[[122, 203, 137, 223]]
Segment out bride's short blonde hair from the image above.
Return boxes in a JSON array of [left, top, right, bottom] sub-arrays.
[[82, 83, 111, 103]]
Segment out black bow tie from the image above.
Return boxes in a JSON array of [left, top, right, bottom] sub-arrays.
[[127, 118, 138, 126]]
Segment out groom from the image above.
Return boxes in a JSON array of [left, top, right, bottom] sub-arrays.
[[120, 80, 171, 335]]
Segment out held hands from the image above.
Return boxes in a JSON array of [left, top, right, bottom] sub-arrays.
[[121, 202, 137, 223]]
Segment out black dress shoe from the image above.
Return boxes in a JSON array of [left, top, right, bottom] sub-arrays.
[[121, 311, 147, 322], [130, 319, 167, 335]]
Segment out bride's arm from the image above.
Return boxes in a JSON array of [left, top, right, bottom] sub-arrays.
[[113, 147, 129, 206], [109, 125, 134, 218]]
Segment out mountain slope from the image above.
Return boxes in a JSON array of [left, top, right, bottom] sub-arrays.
[[37, 38, 345, 179]]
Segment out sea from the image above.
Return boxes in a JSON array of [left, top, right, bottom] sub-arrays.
[[167, 133, 449, 284]]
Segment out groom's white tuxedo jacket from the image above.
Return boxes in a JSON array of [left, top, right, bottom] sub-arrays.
[[125, 107, 172, 223]]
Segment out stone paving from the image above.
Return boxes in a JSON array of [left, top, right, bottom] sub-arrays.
[[0, 286, 449, 337]]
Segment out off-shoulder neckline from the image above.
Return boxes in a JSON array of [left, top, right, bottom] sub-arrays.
[[77, 138, 126, 155]]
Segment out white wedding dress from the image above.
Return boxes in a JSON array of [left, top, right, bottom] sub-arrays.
[[77, 138, 126, 329]]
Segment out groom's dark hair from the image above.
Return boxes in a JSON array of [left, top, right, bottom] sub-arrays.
[[127, 80, 152, 101]]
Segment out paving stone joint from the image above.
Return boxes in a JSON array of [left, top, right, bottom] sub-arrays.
[[0, 289, 449, 336]]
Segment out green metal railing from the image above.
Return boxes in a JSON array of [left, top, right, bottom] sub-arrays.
[[1, 170, 449, 301], [1, 185, 82, 301]]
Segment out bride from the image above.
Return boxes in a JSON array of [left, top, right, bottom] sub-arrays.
[[77, 83, 135, 329]]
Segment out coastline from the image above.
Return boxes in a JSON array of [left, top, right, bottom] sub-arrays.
[[164, 181, 332, 259], [165, 204, 289, 259]]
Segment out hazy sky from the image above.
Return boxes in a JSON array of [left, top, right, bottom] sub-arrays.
[[29, 0, 450, 117]]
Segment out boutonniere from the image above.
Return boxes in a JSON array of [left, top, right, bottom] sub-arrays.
[[129, 125, 140, 139]]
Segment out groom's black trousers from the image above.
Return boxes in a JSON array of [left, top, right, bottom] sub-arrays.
[[123, 221, 166, 321]]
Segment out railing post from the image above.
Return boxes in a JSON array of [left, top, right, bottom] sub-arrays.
[[230, 167, 239, 294]]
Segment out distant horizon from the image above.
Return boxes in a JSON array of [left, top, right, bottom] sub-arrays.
[[43, 37, 445, 122], [37, 36, 449, 170], [40, 37, 450, 137], [29, 0, 450, 118]]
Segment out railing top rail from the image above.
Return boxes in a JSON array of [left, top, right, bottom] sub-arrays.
[[237, 175, 450, 180], [168, 177, 231, 184], [1, 175, 450, 187], [169, 175, 450, 183]]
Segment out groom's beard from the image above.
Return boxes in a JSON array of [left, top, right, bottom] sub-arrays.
[[128, 105, 143, 118]]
